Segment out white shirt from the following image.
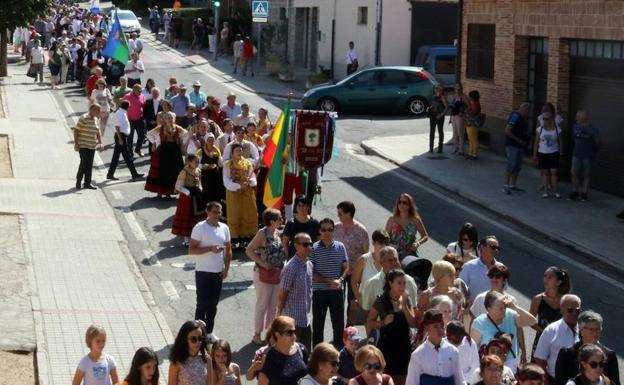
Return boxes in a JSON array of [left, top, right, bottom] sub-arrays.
[[233, 112, 257, 127], [216, 132, 235, 154], [469, 365, 515, 385], [233, 40, 243, 57], [220, 102, 242, 119], [190, 221, 231, 273], [124, 60, 144, 80], [534, 318, 579, 378], [470, 291, 517, 318], [113, 108, 131, 135], [459, 258, 503, 302], [451, 337, 479, 380], [446, 241, 479, 260], [346, 48, 358, 64], [406, 338, 464, 385], [535, 126, 562, 154], [31, 47, 45, 64], [222, 139, 259, 166], [566, 377, 606, 385]]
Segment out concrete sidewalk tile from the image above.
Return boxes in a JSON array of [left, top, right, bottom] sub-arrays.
[[362, 132, 624, 269]]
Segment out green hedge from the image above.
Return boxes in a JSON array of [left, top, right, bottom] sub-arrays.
[[162, 7, 214, 42]]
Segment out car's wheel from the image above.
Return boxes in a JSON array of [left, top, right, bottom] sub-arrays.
[[407, 97, 428, 116], [317, 98, 339, 112]]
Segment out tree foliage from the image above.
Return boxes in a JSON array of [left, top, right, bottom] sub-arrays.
[[0, 0, 50, 32]]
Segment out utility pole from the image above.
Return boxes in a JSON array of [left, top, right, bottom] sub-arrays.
[[213, 1, 221, 61]]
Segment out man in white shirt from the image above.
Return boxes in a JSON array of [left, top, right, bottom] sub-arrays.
[[220, 92, 242, 119], [189, 201, 232, 343], [30, 39, 45, 85], [345, 41, 358, 75], [216, 118, 235, 154], [222, 125, 259, 166], [233, 102, 257, 127], [232, 34, 243, 73], [127, 32, 143, 54], [406, 309, 464, 385], [106, 100, 143, 180], [534, 294, 581, 381], [124, 52, 145, 87], [459, 235, 504, 305]]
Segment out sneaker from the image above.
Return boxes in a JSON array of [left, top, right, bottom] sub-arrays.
[[580, 193, 588, 202], [83, 183, 97, 190], [542, 193, 549, 198], [567, 192, 579, 200], [502, 186, 511, 195], [207, 333, 219, 344], [554, 193, 562, 199]]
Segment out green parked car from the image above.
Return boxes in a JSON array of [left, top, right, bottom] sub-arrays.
[[301, 66, 438, 116]]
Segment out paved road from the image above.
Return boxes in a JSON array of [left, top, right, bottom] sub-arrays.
[[51, 33, 623, 380]]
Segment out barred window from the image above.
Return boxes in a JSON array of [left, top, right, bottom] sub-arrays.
[[466, 24, 495, 80]]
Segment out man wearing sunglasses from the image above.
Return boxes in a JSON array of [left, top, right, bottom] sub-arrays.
[[459, 235, 504, 306], [534, 294, 582, 384], [310, 218, 349, 350], [278, 232, 314, 351]]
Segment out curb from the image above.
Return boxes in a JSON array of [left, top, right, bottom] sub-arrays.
[[360, 141, 624, 276]]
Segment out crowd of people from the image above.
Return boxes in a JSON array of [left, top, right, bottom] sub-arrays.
[[70, 199, 620, 385], [17, 3, 619, 385]]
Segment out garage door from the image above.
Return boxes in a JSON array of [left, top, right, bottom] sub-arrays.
[[569, 40, 624, 196]]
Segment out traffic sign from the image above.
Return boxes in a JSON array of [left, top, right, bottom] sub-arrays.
[[252, 0, 268, 22]]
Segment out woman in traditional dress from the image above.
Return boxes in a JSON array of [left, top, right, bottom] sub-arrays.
[[223, 143, 258, 247], [145, 111, 187, 198], [172, 154, 205, 245], [198, 133, 224, 208]]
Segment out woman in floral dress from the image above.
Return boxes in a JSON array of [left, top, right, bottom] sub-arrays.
[[384, 193, 429, 261]]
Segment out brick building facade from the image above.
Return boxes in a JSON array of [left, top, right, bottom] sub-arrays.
[[461, 0, 624, 195]]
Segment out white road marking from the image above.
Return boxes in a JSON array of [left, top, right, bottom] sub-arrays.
[[111, 190, 124, 200], [161, 280, 180, 301], [184, 284, 196, 291], [122, 207, 147, 241], [344, 144, 624, 292], [172, 262, 195, 269]]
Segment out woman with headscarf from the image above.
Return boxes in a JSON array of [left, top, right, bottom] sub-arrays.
[[145, 111, 187, 199]]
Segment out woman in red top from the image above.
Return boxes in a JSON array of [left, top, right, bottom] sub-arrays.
[[241, 37, 256, 76], [465, 90, 482, 160]]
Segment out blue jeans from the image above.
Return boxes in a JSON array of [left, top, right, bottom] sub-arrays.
[[571, 157, 592, 176], [505, 145, 524, 174]]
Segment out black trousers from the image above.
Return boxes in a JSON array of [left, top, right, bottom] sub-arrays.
[[295, 325, 312, 353], [108, 133, 138, 177], [128, 119, 145, 153], [312, 289, 345, 349], [429, 117, 444, 151], [76, 148, 95, 185], [195, 271, 223, 334]]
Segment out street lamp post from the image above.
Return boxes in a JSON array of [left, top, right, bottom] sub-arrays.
[[213, 1, 221, 61]]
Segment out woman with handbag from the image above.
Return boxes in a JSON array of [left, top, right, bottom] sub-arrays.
[[246, 208, 286, 346]]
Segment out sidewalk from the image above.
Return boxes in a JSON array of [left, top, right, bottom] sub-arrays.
[[140, 29, 308, 99], [361, 125, 624, 271], [0, 57, 173, 385]]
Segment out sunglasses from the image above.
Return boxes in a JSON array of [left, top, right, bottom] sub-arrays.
[[364, 363, 382, 371], [588, 361, 606, 369], [279, 329, 296, 336], [297, 242, 313, 248], [487, 244, 501, 251], [320, 228, 334, 233], [490, 273, 504, 279], [566, 307, 581, 313], [188, 335, 203, 343]]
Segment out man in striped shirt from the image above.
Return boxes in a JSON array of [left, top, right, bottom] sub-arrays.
[[310, 218, 348, 349], [74, 104, 102, 190]]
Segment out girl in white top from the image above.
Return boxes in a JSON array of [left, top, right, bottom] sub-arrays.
[[350, 230, 388, 307], [90, 79, 114, 136], [446, 222, 479, 263], [71, 325, 119, 385], [532, 111, 562, 198]]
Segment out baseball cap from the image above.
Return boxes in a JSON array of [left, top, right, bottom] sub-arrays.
[[343, 326, 363, 342]]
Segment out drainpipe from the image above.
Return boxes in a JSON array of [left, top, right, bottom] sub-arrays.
[[330, 0, 336, 79], [455, 0, 463, 83], [375, 0, 383, 65]]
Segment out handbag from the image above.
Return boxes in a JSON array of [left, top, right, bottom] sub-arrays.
[[258, 266, 281, 284], [347, 300, 369, 325], [26, 65, 37, 78]]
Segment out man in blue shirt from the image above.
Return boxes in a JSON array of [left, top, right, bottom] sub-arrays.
[[310, 218, 348, 349], [170, 84, 190, 125], [569, 110, 599, 201], [503, 103, 530, 195], [189, 80, 207, 109]]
